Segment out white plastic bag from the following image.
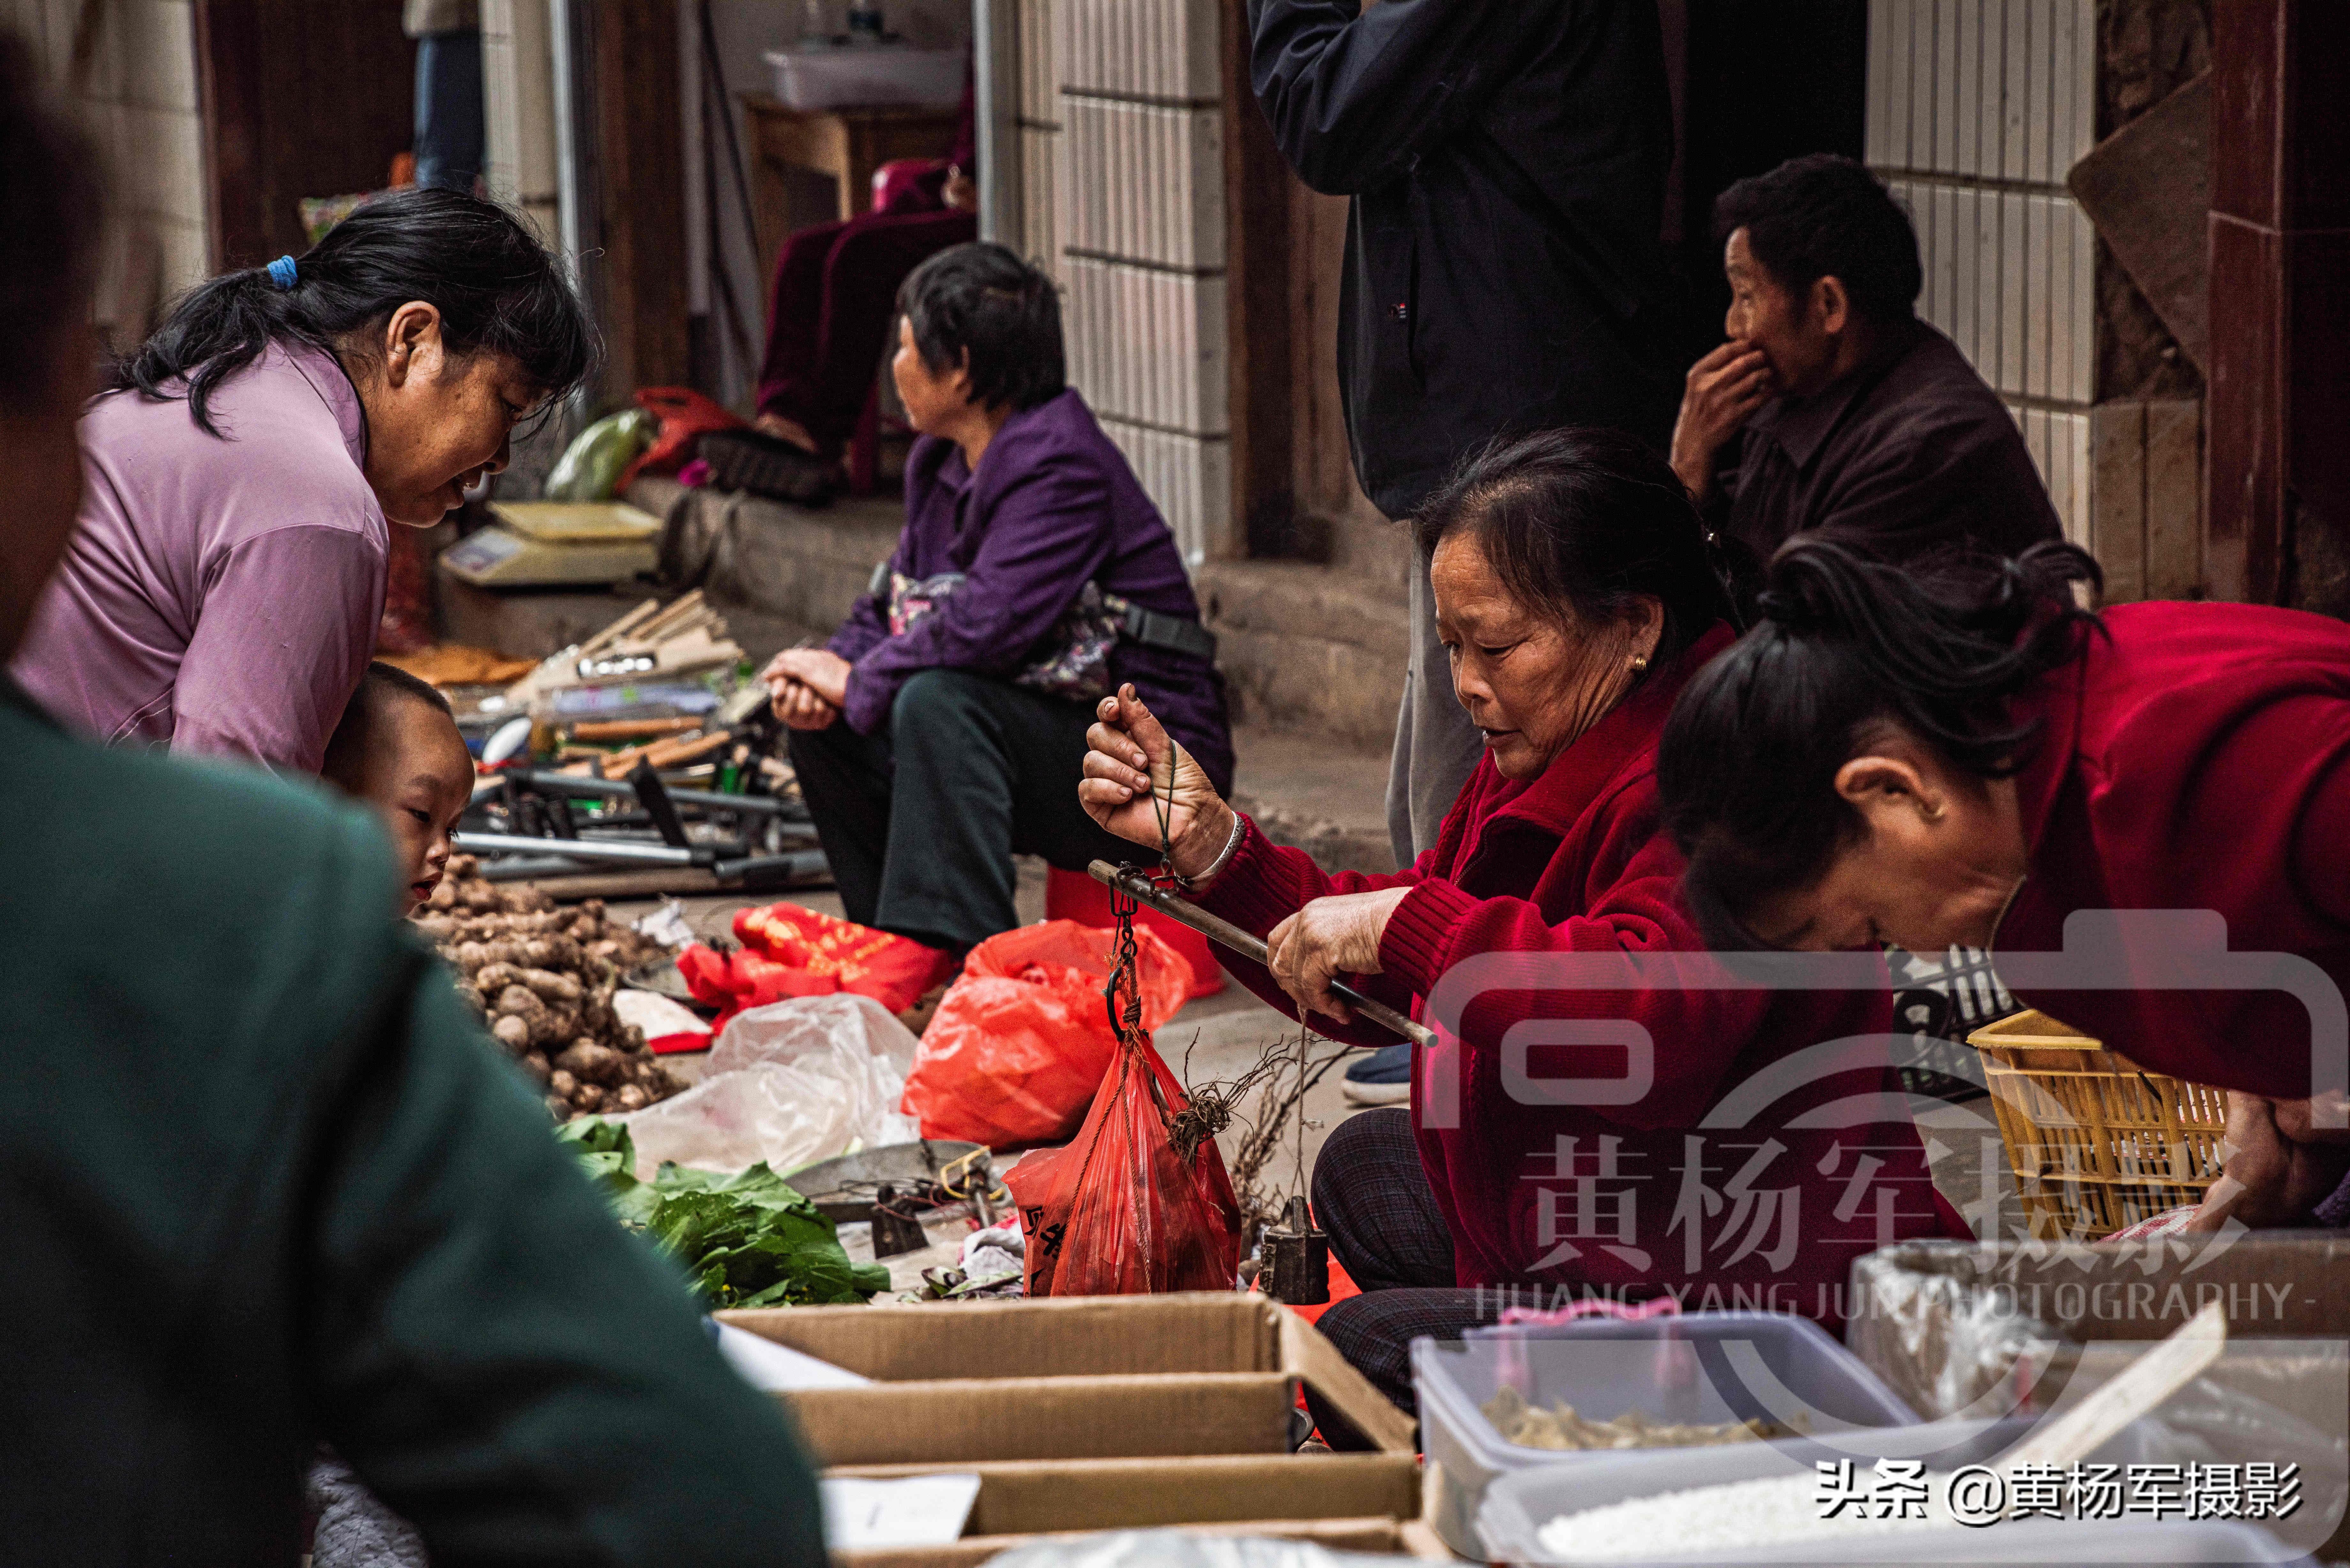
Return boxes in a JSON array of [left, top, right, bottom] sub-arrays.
[[615, 994, 921, 1176]]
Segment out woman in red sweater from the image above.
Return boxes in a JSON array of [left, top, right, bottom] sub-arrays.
[[1080, 430, 1964, 1430], [1656, 539, 2350, 1234]]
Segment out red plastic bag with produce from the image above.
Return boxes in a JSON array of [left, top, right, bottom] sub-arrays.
[[900, 919, 1191, 1147], [680, 903, 950, 1033], [1004, 976, 1241, 1296]]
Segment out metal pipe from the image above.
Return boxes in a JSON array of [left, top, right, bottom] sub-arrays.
[[712, 848, 831, 886], [456, 831, 695, 866], [475, 855, 599, 882], [1085, 861, 1438, 1049], [971, 0, 1018, 245], [517, 769, 804, 819]]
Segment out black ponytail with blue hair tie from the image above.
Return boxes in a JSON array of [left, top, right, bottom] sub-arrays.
[[117, 186, 594, 438]]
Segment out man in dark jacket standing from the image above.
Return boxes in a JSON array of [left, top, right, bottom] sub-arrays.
[[1250, 0, 1680, 1101], [1249, 1, 1679, 854]]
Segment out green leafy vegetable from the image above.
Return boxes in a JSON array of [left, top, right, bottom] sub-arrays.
[[558, 1119, 890, 1307]]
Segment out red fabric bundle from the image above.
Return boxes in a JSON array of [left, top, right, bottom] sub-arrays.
[[1004, 1032, 1243, 1296], [680, 903, 950, 1033], [619, 387, 747, 489]]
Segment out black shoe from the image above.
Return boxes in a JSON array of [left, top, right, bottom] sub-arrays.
[[698, 428, 836, 506]]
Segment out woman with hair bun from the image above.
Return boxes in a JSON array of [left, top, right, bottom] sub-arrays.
[[1657, 539, 2350, 1232], [12, 186, 592, 774], [1080, 428, 1964, 1432]]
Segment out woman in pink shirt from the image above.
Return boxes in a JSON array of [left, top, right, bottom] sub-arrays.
[[12, 187, 590, 773]]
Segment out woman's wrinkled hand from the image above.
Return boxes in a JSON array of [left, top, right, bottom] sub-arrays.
[[1264, 886, 1414, 1026], [770, 678, 838, 731], [2186, 1089, 2350, 1231], [1078, 683, 1231, 877], [762, 647, 853, 710], [763, 647, 850, 730]]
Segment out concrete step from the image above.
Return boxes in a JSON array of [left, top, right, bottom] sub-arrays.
[[620, 481, 1414, 756], [630, 476, 907, 639], [1228, 723, 1396, 876], [431, 478, 1402, 877], [433, 570, 816, 666], [1193, 560, 1407, 752]]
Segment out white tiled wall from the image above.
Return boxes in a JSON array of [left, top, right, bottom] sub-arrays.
[[6, 0, 209, 333], [1866, 0, 2097, 547], [1063, 258, 1227, 433], [1058, 98, 1224, 270], [482, 0, 559, 246], [1053, 0, 1219, 102], [1012, 0, 1060, 279], [1012, 0, 1229, 565]]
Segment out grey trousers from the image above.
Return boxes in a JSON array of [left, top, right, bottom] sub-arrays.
[[1384, 541, 1485, 866]]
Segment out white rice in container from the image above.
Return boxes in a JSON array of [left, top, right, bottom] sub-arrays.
[[1535, 1470, 1961, 1563]]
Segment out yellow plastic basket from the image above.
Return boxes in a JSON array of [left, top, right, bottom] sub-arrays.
[[1965, 1009, 2229, 1239]]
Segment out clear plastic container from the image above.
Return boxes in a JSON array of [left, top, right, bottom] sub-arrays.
[[764, 43, 964, 111], [1414, 1313, 1921, 1558]]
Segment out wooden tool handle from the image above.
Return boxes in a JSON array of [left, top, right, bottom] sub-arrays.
[[573, 717, 702, 742], [1087, 860, 1437, 1049]]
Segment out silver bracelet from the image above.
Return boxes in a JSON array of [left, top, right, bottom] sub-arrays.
[[1176, 809, 1247, 891]]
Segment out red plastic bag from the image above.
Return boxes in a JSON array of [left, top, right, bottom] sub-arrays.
[[680, 903, 950, 1032], [1005, 1033, 1243, 1296], [620, 386, 747, 489], [900, 920, 1192, 1147]]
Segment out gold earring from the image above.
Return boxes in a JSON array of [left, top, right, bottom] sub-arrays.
[[1922, 800, 1945, 822], [1629, 654, 1649, 673]]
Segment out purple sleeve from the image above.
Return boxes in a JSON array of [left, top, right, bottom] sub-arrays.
[[840, 452, 1115, 734], [828, 530, 907, 666], [828, 595, 891, 665], [172, 525, 386, 774]]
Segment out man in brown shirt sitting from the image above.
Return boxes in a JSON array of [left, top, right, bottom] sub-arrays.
[[1670, 153, 2060, 574]]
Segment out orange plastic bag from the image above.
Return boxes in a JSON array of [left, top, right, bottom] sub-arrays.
[[680, 903, 950, 1032], [1004, 1032, 1243, 1296], [899, 920, 1191, 1147]]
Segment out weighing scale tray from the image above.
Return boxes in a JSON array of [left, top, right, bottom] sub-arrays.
[[441, 501, 663, 588]]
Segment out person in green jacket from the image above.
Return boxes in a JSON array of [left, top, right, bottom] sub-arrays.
[[0, 35, 827, 1566]]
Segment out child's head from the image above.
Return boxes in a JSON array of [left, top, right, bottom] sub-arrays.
[[322, 662, 474, 912]]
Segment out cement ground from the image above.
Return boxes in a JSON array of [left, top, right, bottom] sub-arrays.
[[615, 871, 2017, 1251]]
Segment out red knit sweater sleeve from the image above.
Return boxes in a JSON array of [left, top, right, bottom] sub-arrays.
[[1193, 816, 1430, 1049], [1376, 783, 1784, 1131]]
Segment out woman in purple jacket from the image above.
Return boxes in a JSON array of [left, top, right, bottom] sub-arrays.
[[764, 243, 1231, 956]]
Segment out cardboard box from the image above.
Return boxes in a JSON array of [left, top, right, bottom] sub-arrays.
[[718, 1296, 1446, 1561], [1850, 1236, 2350, 1560], [719, 1293, 1420, 1461], [1848, 1234, 2350, 1420], [1851, 1236, 2350, 1351], [827, 1455, 1446, 1567], [843, 1517, 1449, 1568]]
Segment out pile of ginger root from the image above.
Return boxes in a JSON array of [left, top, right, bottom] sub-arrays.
[[413, 855, 687, 1122]]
